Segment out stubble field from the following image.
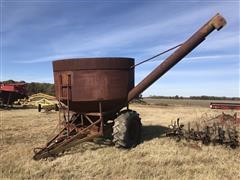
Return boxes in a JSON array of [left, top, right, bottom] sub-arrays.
[[1, 99, 240, 179]]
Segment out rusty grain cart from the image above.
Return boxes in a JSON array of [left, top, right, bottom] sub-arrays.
[[33, 13, 226, 160]]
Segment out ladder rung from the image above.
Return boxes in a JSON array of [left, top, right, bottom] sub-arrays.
[[61, 85, 71, 88]]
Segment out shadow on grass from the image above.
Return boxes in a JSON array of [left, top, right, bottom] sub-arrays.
[[62, 125, 170, 157], [44, 125, 170, 160], [61, 137, 113, 153], [0, 105, 35, 110], [142, 125, 169, 141]]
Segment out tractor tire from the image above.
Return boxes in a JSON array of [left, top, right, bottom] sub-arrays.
[[112, 110, 142, 148]]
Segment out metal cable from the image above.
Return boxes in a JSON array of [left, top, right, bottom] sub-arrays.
[[131, 43, 183, 69]]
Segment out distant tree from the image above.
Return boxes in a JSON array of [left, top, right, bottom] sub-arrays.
[[147, 95, 239, 101], [2, 80, 16, 84], [25, 82, 55, 96]]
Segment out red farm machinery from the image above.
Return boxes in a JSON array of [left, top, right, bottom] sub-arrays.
[[210, 102, 240, 110], [0, 83, 28, 107]]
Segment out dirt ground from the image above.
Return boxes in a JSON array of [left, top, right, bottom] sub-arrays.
[[1, 104, 240, 179]]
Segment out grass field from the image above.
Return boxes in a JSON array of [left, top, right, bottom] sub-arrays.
[[1, 100, 240, 179]]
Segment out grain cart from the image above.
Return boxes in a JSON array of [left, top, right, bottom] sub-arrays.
[[33, 13, 226, 160]]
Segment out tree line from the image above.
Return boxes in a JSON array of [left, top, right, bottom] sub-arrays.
[[148, 95, 239, 101]]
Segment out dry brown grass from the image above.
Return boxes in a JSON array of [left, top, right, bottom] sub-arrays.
[[1, 104, 240, 179]]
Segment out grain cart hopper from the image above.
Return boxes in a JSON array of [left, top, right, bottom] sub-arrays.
[[33, 13, 226, 160]]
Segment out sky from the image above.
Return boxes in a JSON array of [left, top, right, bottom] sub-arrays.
[[1, 0, 239, 97]]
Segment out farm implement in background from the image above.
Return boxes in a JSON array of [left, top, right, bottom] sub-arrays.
[[33, 13, 227, 160], [210, 102, 240, 110], [0, 83, 28, 107], [28, 93, 59, 112], [17, 93, 60, 112], [166, 112, 239, 149]]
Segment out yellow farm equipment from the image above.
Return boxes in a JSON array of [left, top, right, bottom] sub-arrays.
[[35, 98, 59, 112], [27, 93, 59, 112], [29, 93, 56, 101]]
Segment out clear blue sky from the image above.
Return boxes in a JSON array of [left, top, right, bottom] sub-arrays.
[[1, 0, 239, 97]]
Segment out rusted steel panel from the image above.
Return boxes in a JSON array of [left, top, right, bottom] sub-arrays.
[[53, 57, 134, 71], [53, 58, 134, 112], [127, 13, 227, 102]]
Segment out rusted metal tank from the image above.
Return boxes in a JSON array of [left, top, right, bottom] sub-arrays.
[[53, 57, 134, 112]]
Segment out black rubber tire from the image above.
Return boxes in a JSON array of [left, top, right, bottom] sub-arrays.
[[38, 104, 41, 112], [112, 110, 142, 148]]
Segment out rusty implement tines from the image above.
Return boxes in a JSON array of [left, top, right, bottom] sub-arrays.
[[166, 113, 239, 149]]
